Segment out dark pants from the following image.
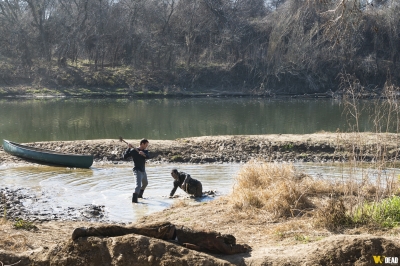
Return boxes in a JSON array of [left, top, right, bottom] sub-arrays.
[[186, 180, 203, 197]]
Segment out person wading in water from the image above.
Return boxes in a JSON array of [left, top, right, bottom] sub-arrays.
[[123, 138, 150, 203]]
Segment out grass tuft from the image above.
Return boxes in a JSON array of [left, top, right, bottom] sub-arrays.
[[13, 218, 38, 231], [228, 160, 314, 218], [314, 198, 353, 230], [0, 233, 28, 252], [171, 200, 189, 208]]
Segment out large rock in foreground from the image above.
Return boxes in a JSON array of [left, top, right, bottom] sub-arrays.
[[2, 234, 236, 266], [1, 234, 399, 265]]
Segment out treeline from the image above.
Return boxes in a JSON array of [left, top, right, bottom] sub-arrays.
[[0, 0, 399, 94]]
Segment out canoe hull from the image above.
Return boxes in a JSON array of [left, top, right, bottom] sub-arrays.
[[3, 140, 93, 168]]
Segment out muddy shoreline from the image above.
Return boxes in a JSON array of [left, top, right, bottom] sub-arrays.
[[1, 133, 400, 224], [2, 133, 400, 166], [1, 133, 400, 265]]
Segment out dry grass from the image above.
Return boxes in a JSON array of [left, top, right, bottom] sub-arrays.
[[226, 159, 400, 231], [1, 234, 28, 251], [171, 200, 189, 208], [0, 220, 29, 252], [313, 197, 353, 230], [228, 161, 316, 218], [0, 218, 8, 226]]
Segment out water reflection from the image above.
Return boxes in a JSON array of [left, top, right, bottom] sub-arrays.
[[0, 98, 378, 143]]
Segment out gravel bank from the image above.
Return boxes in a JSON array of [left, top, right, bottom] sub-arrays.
[[2, 133, 400, 166]]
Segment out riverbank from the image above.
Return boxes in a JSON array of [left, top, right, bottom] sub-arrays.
[[1, 197, 399, 265], [0, 85, 338, 99], [2, 132, 400, 166], [1, 133, 400, 265], [0, 59, 338, 99]]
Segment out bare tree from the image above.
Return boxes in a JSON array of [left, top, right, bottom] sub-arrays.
[[0, 0, 33, 66], [25, 0, 55, 61]]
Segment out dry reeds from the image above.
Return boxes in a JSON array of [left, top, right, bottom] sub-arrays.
[[228, 160, 315, 218], [226, 158, 400, 230], [0, 218, 28, 252], [0, 234, 28, 252], [171, 200, 189, 208], [314, 197, 353, 230]]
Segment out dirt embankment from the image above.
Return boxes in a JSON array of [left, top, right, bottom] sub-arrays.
[[1, 133, 400, 265], [1, 198, 400, 266]]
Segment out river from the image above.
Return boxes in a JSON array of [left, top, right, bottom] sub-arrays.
[[0, 97, 380, 143]]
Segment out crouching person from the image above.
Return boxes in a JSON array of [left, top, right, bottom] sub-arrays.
[[71, 222, 251, 255], [170, 168, 202, 198]]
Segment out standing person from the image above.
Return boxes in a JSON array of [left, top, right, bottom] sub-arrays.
[[123, 139, 150, 203], [170, 168, 203, 198]]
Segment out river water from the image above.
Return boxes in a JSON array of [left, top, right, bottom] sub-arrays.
[[0, 97, 382, 143], [0, 163, 243, 223], [1, 162, 398, 223], [0, 97, 398, 223]]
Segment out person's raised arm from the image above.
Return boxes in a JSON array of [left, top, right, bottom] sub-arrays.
[[123, 147, 134, 159]]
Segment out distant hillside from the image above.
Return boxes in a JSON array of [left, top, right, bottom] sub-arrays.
[[0, 1, 399, 95]]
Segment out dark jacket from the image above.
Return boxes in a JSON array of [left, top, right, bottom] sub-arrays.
[[123, 148, 149, 172], [170, 172, 187, 196], [170, 172, 200, 196]]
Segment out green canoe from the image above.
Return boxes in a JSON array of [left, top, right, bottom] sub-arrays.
[[2, 139, 93, 168]]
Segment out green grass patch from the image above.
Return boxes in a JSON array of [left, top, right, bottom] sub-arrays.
[[171, 155, 184, 162], [283, 143, 294, 151], [352, 196, 400, 228], [13, 218, 38, 231], [294, 234, 310, 243]]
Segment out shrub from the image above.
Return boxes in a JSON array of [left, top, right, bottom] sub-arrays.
[[171, 155, 184, 162]]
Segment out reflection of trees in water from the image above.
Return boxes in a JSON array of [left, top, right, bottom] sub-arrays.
[[0, 98, 388, 142]]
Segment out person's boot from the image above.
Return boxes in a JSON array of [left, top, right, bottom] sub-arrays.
[[138, 189, 145, 198], [132, 193, 138, 203]]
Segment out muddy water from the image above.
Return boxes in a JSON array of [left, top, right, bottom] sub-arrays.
[[0, 164, 242, 223], [1, 163, 398, 223]]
